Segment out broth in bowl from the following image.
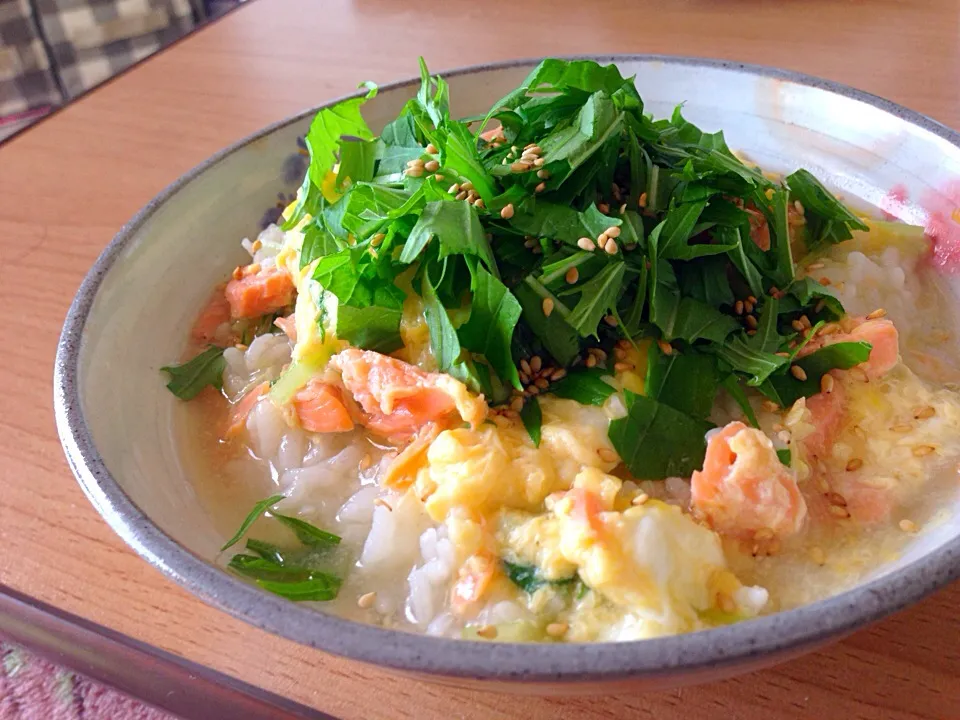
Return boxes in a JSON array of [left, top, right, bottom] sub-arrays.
[[166, 58, 960, 643]]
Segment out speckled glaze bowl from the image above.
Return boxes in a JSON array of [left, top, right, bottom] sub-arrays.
[[54, 56, 960, 691]]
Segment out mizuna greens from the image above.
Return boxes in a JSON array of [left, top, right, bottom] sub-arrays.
[[265, 58, 869, 479], [221, 495, 343, 602]]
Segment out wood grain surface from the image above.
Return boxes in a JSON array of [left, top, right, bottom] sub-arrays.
[[1, 0, 959, 717]]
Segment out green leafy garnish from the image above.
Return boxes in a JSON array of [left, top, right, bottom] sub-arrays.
[[245, 538, 286, 565], [220, 494, 286, 552], [421, 271, 463, 371], [761, 341, 872, 407], [255, 575, 342, 602], [787, 169, 869, 249], [220, 496, 343, 603], [645, 347, 718, 419], [503, 560, 576, 594], [608, 391, 712, 479], [458, 265, 523, 389], [401, 200, 497, 274], [305, 83, 377, 190], [566, 263, 626, 338], [271, 513, 342, 548], [160, 346, 226, 401], [520, 396, 542, 447], [261, 56, 906, 483], [548, 368, 616, 406]]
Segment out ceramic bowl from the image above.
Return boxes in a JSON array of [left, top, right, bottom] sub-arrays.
[[54, 56, 960, 690]]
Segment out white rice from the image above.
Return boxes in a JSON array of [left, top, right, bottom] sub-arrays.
[[222, 333, 291, 399], [242, 224, 286, 265], [825, 247, 918, 333]]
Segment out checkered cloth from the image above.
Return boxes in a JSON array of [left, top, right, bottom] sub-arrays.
[[32, 0, 195, 98], [0, 0, 62, 117]]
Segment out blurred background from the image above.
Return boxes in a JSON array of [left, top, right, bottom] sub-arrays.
[[0, 0, 245, 141]]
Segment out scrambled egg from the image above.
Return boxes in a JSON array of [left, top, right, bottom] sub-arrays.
[[413, 398, 617, 520], [403, 396, 767, 637], [557, 500, 762, 639]]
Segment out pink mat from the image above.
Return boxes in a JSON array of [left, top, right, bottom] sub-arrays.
[[0, 643, 175, 720]]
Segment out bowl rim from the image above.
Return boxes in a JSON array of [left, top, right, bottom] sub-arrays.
[[54, 53, 960, 681]]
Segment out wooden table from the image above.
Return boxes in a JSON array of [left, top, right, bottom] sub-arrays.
[[1, 0, 959, 717]]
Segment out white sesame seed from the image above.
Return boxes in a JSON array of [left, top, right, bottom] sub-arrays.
[[914, 406, 936, 420], [826, 491, 847, 507], [821, 374, 835, 394], [598, 447, 618, 463], [476, 625, 498, 639], [545, 622, 568, 638]]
